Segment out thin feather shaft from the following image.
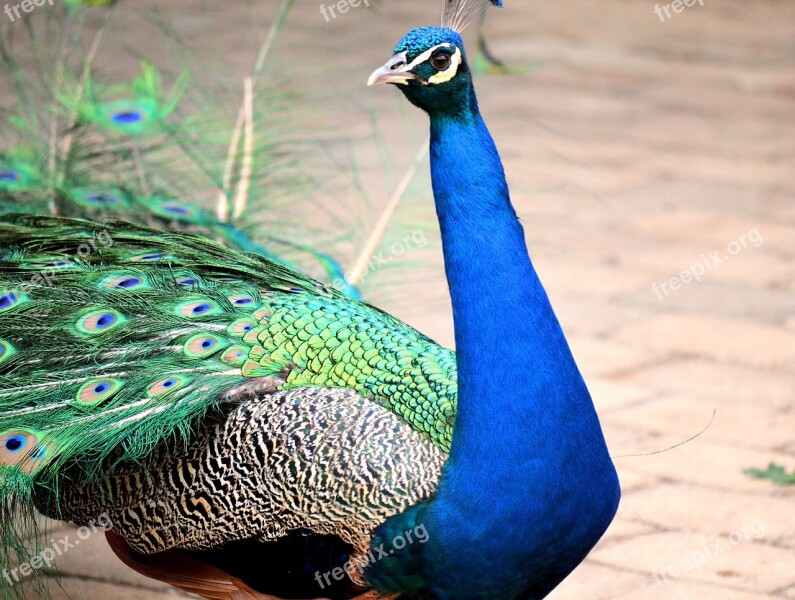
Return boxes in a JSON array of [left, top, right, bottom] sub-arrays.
[[232, 77, 254, 221], [216, 103, 245, 222], [217, 0, 294, 223]]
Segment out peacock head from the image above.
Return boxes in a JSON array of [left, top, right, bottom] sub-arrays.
[[368, 27, 474, 116]]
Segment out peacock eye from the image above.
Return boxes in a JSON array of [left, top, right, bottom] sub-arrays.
[[430, 52, 452, 71]]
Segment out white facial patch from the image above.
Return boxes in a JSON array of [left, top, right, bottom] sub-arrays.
[[405, 43, 463, 86], [428, 48, 463, 85]]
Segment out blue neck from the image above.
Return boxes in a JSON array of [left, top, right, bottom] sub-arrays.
[[430, 108, 597, 469], [423, 98, 619, 597]]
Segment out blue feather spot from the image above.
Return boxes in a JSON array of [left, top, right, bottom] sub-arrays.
[[4, 435, 26, 453], [94, 382, 110, 394], [139, 253, 165, 260], [162, 378, 176, 388], [45, 261, 71, 267], [95, 313, 117, 329], [117, 277, 141, 288], [111, 110, 144, 124], [234, 298, 253, 305], [243, 324, 254, 332], [164, 204, 189, 215], [178, 278, 197, 286], [0, 340, 15, 364], [192, 303, 212, 315], [0, 293, 18, 310], [86, 193, 119, 204], [0, 170, 19, 182]]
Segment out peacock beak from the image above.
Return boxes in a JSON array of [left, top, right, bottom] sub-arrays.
[[367, 52, 418, 86]]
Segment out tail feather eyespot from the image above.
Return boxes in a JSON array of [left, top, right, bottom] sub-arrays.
[[220, 345, 249, 366], [175, 298, 223, 319], [227, 318, 257, 337], [0, 430, 51, 473], [76, 378, 125, 406], [227, 293, 260, 309], [101, 273, 150, 291], [0, 339, 17, 365], [183, 333, 228, 359], [76, 308, 126, 335], [0, 291, 28, 312], [147, 374, 191, 397]]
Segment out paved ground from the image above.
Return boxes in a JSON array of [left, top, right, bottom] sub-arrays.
[[6, 0, 794, 598]]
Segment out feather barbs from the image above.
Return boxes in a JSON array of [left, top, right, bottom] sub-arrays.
[[441, 0, 502, 33]]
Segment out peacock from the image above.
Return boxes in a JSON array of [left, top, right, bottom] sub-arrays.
[[0, 1, 620, 599]]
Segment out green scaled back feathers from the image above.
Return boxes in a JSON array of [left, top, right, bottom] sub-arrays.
[[0, 215, 457, 588]]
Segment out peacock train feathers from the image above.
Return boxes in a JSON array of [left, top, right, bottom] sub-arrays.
[[0, 214, 457, 596], [0, 215, 457, 469]]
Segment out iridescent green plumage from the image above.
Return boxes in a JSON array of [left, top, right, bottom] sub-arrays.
[[0, 216, 457, 589], [0, 216, 456, 463], [0, 217, 456, 524]]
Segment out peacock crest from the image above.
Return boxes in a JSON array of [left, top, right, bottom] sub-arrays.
[[442, 0, 502, 32]]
